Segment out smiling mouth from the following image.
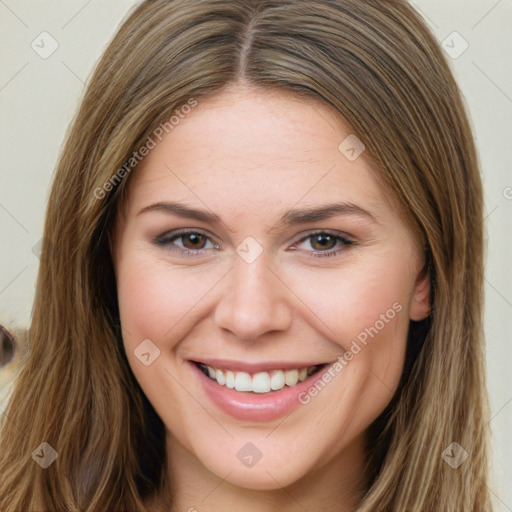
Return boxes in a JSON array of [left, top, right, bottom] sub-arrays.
[[193, 362, 328, 394]]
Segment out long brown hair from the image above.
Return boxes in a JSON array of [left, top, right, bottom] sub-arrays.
[[0, 1, 492, 510]]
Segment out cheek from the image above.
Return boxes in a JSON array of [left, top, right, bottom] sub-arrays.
[[287, 254, 412, 348], [286, 255, 412, 409], [115, 251, 223, 349], [116, 258, 172, 346], [114, 253, 212, 424]]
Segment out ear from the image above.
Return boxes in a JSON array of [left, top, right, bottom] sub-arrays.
[[409, 267, 430, 321]]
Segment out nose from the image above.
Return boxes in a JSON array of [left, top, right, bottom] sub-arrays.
[[213, 253, 293, 342]]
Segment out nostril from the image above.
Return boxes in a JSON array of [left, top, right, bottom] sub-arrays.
[[0, 325, 17, 368]]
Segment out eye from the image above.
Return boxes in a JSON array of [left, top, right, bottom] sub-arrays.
[[293, 231, 355, 258], [153, 229, 355, 259], [153, 230, 220, 256]]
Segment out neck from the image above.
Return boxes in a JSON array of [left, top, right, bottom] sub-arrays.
[[150, 433, 368, 512]]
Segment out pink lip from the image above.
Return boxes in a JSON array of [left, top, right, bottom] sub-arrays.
[[190, 361, 331, 422]]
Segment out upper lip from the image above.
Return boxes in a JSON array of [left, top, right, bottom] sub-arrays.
[[190, 358, 330, 373]]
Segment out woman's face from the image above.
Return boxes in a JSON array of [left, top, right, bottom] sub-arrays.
[[112, 85, 429, 492]]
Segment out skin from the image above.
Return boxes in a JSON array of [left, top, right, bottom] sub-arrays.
[[112, 83, 430, 512]]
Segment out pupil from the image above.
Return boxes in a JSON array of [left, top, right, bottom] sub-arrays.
[[313, 234, 334, 250], [184, 233, 204, 249]]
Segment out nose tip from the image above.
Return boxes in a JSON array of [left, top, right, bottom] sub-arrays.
[[213, 259, 293, 342]]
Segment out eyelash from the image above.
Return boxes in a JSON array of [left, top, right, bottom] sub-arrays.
[[153, 229, 355, 259]]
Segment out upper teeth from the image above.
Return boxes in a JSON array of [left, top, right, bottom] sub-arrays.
[[200, 364, 320, 393]]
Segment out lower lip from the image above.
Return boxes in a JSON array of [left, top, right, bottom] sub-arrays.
[[190, 362, 327, 422]]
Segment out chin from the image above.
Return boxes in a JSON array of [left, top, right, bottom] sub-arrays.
[[211, 462, 305, 491], [189, 439, 316, 492]]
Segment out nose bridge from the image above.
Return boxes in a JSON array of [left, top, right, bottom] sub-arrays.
[[213, 250, 293, 341]]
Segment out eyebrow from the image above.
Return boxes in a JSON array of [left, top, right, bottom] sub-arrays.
[[137, 201, 380, 230]]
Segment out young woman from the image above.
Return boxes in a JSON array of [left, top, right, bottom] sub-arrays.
[[0, 1, 493, 510]]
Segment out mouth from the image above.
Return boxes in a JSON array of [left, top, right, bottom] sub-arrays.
[[192, 361, 328, 394]]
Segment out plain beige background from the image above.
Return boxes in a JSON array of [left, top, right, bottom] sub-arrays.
[[0, 0, 511, 509]]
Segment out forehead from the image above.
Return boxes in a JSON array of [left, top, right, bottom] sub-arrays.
[[124, 86, 399, 224]]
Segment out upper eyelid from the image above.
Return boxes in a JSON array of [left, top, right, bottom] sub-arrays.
[[155, 228, 219, 244], [155, 228, 353, 248]]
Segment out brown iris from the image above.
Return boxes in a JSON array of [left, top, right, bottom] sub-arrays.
[[181, 233, 208, 250], [309, 233, 337, 251]]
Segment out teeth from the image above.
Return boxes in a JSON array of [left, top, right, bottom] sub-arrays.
[[253, 372, 271, 393], [215, 369, 226, 386], [199, 363, 322, 394], [284, 369, 298, 386], [225, 370, 235, 389], [270, 370, 285, 391], [234, 372, 252, 392]]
